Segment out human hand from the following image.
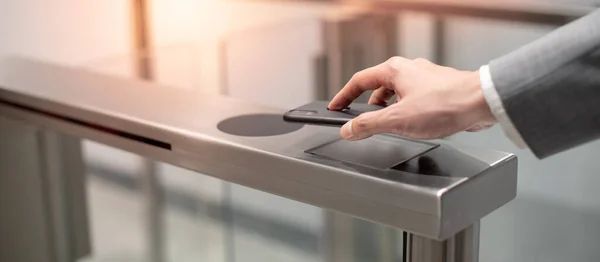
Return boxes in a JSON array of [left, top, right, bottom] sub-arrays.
[[327, 57, 497, 141]]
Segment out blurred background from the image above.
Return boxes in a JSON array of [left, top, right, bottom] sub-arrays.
[[2, 0, 600, 262]]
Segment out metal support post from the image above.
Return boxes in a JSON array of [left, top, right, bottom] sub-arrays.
[[404, 221, 480, 262]]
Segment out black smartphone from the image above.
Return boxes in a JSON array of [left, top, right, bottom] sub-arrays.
[[283, 101, 384, 126]]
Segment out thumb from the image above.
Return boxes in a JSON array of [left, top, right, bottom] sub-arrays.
[[340, 108, 391, 140]]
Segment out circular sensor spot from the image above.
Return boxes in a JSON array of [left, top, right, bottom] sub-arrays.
[[217, 114, 304, 137]]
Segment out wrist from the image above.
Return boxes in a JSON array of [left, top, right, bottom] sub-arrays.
[[464, 70, 497, 124]]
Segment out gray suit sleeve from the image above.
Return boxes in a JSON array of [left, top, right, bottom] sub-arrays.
[[489, 9, 600, 159]]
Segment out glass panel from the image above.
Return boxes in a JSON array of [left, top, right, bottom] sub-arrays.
[[77, 141, 404, 262], [79, 142, 147, 262]]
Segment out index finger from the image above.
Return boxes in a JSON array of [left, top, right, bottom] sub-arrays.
[[328, 63, 391, 110]]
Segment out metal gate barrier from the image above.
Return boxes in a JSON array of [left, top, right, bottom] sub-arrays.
[[0, 57, 517, 262]]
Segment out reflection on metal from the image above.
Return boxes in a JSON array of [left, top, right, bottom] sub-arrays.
[[404, 222, 480, 262]]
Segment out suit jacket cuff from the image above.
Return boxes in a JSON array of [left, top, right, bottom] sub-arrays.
[[479, 65, 528, 149]]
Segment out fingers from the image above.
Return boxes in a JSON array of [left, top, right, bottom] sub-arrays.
[[340, 107, 395, 140], [368, 87, 396, 106], [328, 63, 392, 110]]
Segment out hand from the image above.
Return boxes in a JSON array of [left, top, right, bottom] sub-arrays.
[[327, 57, 497, 141]]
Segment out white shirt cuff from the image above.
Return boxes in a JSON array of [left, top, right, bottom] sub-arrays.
[[479, 65, 528, 149]]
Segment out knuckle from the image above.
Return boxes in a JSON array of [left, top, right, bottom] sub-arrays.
[[350, 71, 363, 81], [384, 58, 403, 76], [386, 56, 404, 65], [386, 57, 406, 71], [414, 57, 431, 65]]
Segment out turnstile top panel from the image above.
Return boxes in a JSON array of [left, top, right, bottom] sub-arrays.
[[0, 57, 517, 239]]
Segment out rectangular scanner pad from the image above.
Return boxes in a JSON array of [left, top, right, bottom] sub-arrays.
[[306, 135, 439, 170]]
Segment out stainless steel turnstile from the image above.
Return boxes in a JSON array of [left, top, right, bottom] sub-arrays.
[[0, 57, 517, 262]]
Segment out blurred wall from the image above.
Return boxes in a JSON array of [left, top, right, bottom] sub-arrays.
[[0, 0, 130, 65], [442, 17, 600, 262]]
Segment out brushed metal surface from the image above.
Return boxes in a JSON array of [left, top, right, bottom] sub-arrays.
[[0, 57, 517, 240]]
